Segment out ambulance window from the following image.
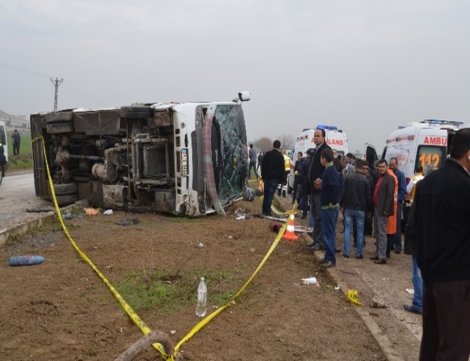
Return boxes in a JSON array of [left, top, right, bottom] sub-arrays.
[[416, 146, 445, 171]]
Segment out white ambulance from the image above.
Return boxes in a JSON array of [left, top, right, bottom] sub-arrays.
[[382, 119, 463, 189], [287, 125, 349, 192]]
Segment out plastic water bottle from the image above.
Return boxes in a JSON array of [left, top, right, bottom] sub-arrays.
[[196, 277, 207, 317]]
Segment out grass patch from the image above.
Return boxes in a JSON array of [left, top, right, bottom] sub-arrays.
[[7, 132, 33, 170], [116, 269, 236, 315]]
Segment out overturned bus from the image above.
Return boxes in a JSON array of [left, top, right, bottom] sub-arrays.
[[31, 93, 250, 216]]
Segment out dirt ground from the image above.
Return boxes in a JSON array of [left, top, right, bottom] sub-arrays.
[[0, 197, 392, 361], [0, 188, 426, 361]]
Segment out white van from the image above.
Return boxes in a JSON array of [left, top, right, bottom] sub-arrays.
[[0, 121, 8, 162], [287, 125, 349, 191], [382, 119, 463, 190]]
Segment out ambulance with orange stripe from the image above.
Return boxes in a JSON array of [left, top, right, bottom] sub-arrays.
[[382, 119, 463, 201]]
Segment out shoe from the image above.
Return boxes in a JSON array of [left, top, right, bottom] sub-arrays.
[[335, 248, 341, 253], [403, 304, 421, 314], [320, 260, 336, 268], [343, 254, 349, 258], [369, 256, 379, 261], [355, 255, 364, 259], [310, 243, 325, 251], [395, 249, 402, 254], [374, 258, 387, 264]]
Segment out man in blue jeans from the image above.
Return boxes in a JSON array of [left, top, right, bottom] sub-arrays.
[[340, 159, 371, 259], [319, 148, 342, 268], [388, 157, 406, 253], [261, 140, 286, 216]]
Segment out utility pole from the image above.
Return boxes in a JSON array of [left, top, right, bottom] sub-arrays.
[[50, 77, 63, 111]]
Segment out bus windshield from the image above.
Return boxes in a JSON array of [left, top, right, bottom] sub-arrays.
[[214, 104, 247, 204]]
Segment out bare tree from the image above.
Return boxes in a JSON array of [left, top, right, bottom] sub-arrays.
[[253, 137, 272, 153], [276, 134, 295, 150]]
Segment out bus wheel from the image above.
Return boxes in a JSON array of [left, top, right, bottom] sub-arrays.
[[54, 183, 78, 195]]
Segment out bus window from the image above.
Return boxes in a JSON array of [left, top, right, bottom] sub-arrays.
[[214, 104, 247, 204], [416, 145, 445, 171]]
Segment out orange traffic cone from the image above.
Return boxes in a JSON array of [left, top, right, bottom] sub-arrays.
[[283, 213, 298, 242]]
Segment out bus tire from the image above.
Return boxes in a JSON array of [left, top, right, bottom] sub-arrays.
[[54, 183, 78, 195], [56, 193, 79, 207]]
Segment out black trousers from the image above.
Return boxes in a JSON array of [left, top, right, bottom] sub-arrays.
[[420, 279, 470, 361]]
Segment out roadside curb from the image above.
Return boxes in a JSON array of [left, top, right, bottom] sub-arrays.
[[312, 250, 406, 361], [0, 212, 56, 247]]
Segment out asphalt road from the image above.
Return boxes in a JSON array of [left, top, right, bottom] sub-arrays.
[[0, 170, 52, 231]]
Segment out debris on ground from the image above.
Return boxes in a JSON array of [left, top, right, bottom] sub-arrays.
[[233, 207, 253, 220], [62, 211, 73, 219], [114, 218, 140, 226], [103, 209, 114, 215], [8, 255, 45, 266], [301, 276, 319, 286], [269, 221, 283, 233], [346, 289, 363, 306], [370, 297, 387, 309], [26, 207, 55, 213], [84, 208, 100, 216], [405, 288, 415, 295], [242, 187, 256, 201]]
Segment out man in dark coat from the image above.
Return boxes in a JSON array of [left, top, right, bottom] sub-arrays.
[[11, 129, 20, 156], [340, 158, 371, 259], [319, 148, 342, 268], [307, 128, 331, 249], [370, 159, 395, 264], [415, 128, 470, 361], [297, 148, 314, 218], [261, 140, 286, 216]]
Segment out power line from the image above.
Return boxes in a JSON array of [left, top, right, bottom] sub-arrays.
[[50, 77, 64, 111], [0, 61, 51, 79]]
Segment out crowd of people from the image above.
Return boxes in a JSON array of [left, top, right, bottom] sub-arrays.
[[250, 128, 470, 361]]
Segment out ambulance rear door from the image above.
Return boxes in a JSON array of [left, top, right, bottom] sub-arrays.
[[415, 128, 448, 172]]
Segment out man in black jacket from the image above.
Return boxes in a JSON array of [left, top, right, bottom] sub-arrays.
[[307, 128, 331, 249], [261, 140, 286, 216], [415, 128, 470, 361], [340, 159, 371, 259]]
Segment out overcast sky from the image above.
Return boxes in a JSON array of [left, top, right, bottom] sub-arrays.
[[1, 0, 469, 152]]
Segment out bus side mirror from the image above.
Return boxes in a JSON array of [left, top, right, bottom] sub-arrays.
[[236, 91, 251, 102]]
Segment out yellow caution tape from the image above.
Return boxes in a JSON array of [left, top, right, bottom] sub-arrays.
[[33, 135, 293, 360], [346, 289, 362, 306], [32, 137, 171, 360], [174, 221, 287, 353]]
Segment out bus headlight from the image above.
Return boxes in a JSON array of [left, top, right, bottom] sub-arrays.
[[181, 147, 188, 176]]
